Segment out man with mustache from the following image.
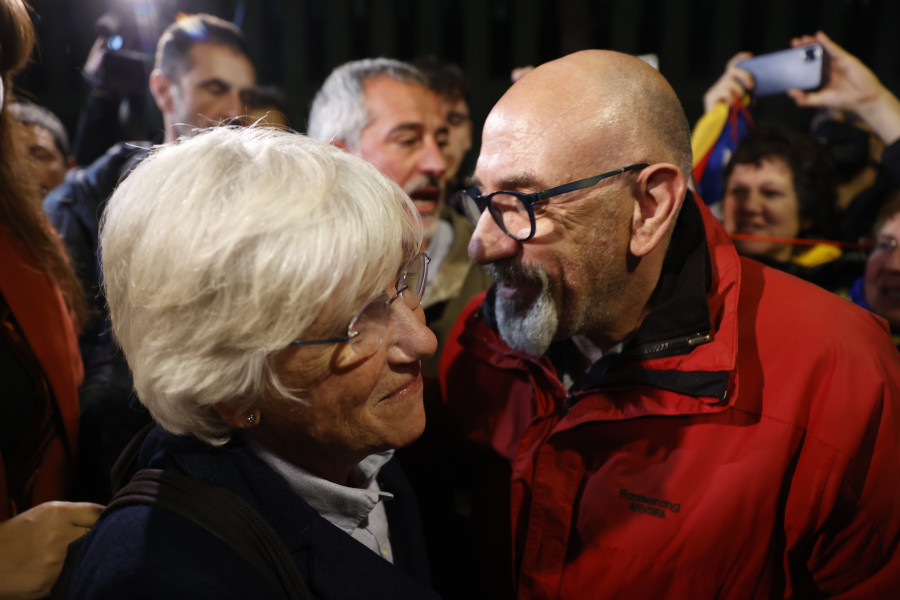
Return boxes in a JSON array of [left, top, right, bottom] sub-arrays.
[[442, 49, 900, 598], [309, 58, 491, 375]]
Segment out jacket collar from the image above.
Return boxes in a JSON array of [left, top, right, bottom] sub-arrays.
[[138, 427, 437, 594]]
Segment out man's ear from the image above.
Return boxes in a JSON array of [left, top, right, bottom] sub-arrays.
[[331, 138, 350, 152], [149, 69, 174, 115], [630, 163, 687, 257]]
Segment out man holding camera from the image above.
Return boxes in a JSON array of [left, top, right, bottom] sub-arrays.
[[43, 13, 256, 503]]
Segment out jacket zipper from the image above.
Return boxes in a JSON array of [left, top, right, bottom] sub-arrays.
[[562, 331, 714, 414], [620, 331, 712, 361]]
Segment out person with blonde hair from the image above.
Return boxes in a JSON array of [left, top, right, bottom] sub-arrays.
[[44, 12, 258, 504], [62, 126, 439, 599]]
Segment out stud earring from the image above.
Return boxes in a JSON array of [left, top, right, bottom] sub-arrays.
[[246, 412, 259, 425]]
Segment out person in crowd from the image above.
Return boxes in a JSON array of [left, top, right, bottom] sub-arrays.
[[412, 56, 473, 192], [789, 31, 900, 180], [721, 125, 863, 290], [43, 12, 257, 503], [809, 106, 897, 243], [9, 101, 75, 195], [0, 1, 103, 598], [442, 49, 900, 598], [698, 32, 900, 243], [70, 10, 154, 165], [244, 84, 291, 128], [308, 58, 491, 376], [45, 12, 255, 376], [846, 190, 900, 347], [62, 127, 439, 598]]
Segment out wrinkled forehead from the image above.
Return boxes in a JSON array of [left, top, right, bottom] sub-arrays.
[[878, 212, 900, 238], [474, 101, 607, 191], [21, 123, 62, 153], [180, 43, 256, 87], [364, 77, 446, 131], [729, 155, 795, 183]]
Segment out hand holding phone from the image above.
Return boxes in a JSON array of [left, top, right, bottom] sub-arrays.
[[737, 44, 826, 98]]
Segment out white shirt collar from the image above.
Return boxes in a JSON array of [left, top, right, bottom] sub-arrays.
[[242, 435, 394, 535]]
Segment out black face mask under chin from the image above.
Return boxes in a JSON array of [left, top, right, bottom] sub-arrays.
[[812, 120, 873, 183]]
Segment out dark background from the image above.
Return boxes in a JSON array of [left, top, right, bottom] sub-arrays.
[[14, 0, 900, 170]]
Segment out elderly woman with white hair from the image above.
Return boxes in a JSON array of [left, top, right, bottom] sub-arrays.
[[61, 127, 439, 599]]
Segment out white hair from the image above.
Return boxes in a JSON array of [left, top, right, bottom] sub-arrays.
[[101, 127, 421, 444], [307, 57, 428, 148]]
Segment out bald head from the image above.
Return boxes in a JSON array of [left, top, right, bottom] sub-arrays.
[[486, 50, 693, 177], [470, 50, 693, 353]]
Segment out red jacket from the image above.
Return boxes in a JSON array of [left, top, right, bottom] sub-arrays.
[[440, 195, 900, 599], [0, 228, 82, 519]]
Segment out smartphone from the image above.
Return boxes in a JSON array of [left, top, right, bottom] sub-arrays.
[[737, 43, 826, 98]]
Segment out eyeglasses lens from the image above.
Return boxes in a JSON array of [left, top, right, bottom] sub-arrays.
[[461, 190, 532, 241], [398, 253, 427, 309], [489, 193, 531, 240], [346, 293, 390, 358], [461, 191, 483, 227], [345, 253, 429, 358]]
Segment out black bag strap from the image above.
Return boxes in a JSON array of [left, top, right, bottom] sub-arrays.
[[52, 467, 315, 600], [108, 420, 154, 493], [108, 468, 315, 600]]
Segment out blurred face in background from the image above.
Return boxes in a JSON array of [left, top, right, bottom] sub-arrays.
[[154, 42, 256, 141], [811, 109, 883, 186], [864, 213, 900, 327], [353, 76, 449, 245], [440, 95, 472, 181], [723, 156, 800, 262], [18, 123, 69, 193]]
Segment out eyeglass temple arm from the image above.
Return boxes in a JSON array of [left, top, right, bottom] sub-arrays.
[[537, 163, 650, 200], [289, 333, 357, 347]]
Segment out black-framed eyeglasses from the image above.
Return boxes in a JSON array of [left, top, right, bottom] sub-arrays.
[[456, 163, 649, 241], [288, 253, 431, 359]]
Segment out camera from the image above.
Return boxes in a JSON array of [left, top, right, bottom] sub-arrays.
[[83, 12, 153, 96]]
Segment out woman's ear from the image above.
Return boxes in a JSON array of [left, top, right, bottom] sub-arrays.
[[213, 403, 260, 429], [630, 163, 688, 257]]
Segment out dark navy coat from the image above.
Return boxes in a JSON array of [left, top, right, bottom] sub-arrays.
[[66, 426, 439, 599]]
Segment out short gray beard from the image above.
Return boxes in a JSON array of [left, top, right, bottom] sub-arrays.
[[489, 262, 558, 356]]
